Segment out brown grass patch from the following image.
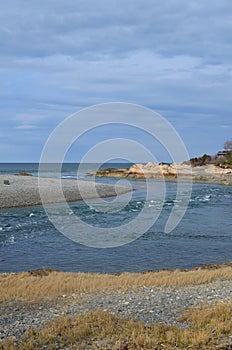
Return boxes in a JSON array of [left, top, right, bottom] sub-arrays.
[[0, 263, 232, 302], [1, 302, 232, 349]]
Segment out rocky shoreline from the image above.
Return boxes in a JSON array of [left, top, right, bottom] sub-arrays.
[[95, 163, 232, 185]]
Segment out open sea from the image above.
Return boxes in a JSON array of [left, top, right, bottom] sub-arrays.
[[0, 163, 231, 273]]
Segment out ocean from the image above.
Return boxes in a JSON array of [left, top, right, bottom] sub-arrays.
[[0, 163, 231, 273]]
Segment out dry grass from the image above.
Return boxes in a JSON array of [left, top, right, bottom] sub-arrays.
[[1, 302, 232, 350], [1, 264, 232, 349], [1, 263, 232, 302]]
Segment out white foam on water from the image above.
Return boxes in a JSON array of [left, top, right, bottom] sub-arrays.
[[7, 235, 15, 245], [199, 194, 211, 202], [61, 175, 78, 180], [148, 203, 155, 208]]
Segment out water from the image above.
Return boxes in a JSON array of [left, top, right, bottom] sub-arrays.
[[0, 163, 231, 273]]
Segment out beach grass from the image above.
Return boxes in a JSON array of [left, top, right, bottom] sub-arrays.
[[1, 302, 232, 349], [1, 264, 232, 349], [0, 263, 232, 302]]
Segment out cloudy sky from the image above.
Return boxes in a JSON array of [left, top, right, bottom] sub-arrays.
[[0, 0, 231, 162]]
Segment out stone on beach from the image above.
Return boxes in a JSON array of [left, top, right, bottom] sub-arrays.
[[0, 175, 132, 209]]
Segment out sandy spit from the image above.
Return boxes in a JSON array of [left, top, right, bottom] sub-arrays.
[[0, 175, 132, 209]]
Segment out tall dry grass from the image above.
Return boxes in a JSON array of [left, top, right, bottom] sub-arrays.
[[1, 302, 232, 349], [0, 263, 232, 302]]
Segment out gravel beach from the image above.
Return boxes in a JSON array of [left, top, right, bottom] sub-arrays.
[[0, 279, 231, 342], [0, 175, 132, 209]]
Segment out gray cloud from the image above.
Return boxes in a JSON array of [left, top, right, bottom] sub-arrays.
[[0, 0, 232, 161], [0, 0, 231, 60]]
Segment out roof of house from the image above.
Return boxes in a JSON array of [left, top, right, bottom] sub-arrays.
[[217, 150, 232, 155]]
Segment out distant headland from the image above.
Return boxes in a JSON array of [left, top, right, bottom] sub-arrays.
[[95, 142, 232, 186]]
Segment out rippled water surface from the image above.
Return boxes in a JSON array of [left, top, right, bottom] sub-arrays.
[[0, 163, 231, 273]]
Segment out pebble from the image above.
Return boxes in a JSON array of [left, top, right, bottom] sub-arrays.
[[0, 279, 232, 342]]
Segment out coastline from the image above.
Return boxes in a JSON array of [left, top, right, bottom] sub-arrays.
[[1, 172, 231, 348], [95, 163, 232, 186], [1, 163, 231, 210], [0, 175, 132, 209]]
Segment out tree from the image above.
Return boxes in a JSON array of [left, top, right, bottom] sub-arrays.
[[224, 139, 232, 150]]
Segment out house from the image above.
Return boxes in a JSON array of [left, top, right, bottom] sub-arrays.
[[217, 150, 232, 156]]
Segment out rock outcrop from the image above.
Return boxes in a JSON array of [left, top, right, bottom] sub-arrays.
[[95, 163, 232, 185]]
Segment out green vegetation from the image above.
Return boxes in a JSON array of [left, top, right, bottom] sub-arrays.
[[190, 139, 232, 168], [216, 150, 232, 168], [190, 154, 212, 167]]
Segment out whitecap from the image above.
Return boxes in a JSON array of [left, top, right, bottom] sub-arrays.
[[148, 204, 155, 208], [7, 235, 15, 244], [61, 175, 77, 180], [199, 194, 211, 202]]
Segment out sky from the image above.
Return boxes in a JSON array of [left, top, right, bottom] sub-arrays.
[[0, 0, 232, 162]]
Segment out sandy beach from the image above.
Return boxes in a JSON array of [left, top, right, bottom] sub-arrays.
[[0, 175, 132, 209]]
